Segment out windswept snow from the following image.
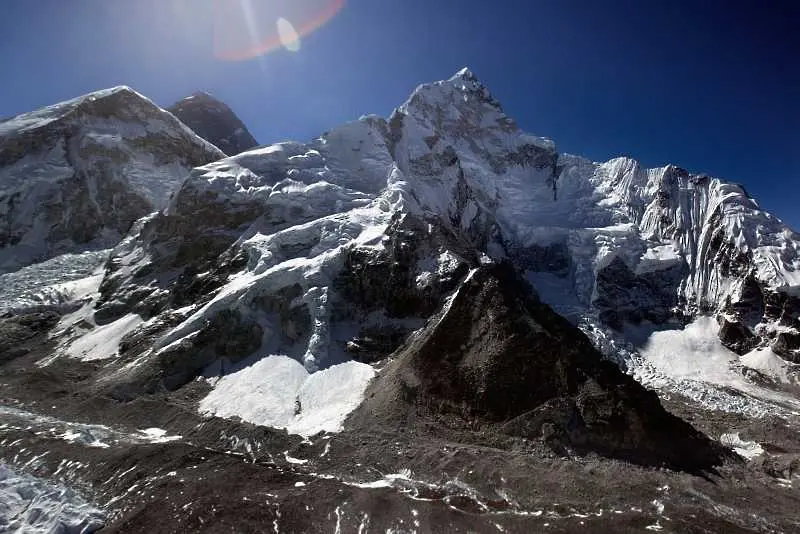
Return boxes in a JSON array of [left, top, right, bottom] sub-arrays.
[[199, 355, 376, 437], [0, 464, 105, 534]]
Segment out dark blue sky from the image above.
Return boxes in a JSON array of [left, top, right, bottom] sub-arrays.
[[2, 0, 798, 228]]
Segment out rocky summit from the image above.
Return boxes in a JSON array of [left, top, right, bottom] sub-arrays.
[[1, 69, 800, 533], [167, 91, 259, 156]]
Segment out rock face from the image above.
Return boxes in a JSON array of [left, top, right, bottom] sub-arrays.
[[0, 311, 60, 362], [0, 86, 225, 272], [352, 262, 727, 473], [167, 92, 258, 156]]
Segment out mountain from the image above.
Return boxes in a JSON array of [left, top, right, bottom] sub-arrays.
[[95, 68, 800, 377], [2, 69, 800, 532], [167, 92, 258, 156], [0, 86, 225, 273], [351, 261, 726, 474]]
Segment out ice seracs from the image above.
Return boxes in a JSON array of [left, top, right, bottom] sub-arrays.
[[0, 464, 106, 533]]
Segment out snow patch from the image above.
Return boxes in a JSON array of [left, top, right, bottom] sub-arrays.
[[720, 433, 764, 460], [136, 428, 182, 444], [64, 314, 143, 361], [199, 355, 376, 437], [58, 430, 110, 449]]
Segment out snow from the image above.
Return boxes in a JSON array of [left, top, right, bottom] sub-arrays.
[[629, 317, 800, 416], [0, 85, 223, 273], [0, 249, 108, 313], [199, 355, 376, 437], [59, 430, 110, 449], [0, 85, 219, 155], [719, 433, 764, 460], [136, 428, 182, 444], [740, 347, 796, 384], [283, 452, 308, 465], [0, 464, 105, 533], [0, 405, 179, 449], [525, 271, 584, 323], [636, 244, 683, 275], [64, 314, 143, 361], [638, 317, 738, 384], [150, 68, 800, 426], [18, 67, 799, 434]]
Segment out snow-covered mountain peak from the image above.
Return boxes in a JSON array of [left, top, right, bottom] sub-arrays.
[[451, 66, 478, 81], [8, 69, 799, 438], [186, 90, 216, 100], [175, 91, 231, 110], [0, 85, 222, 171], [0, 87, 225, 272], [6, 71, 800, 534], [396, 67, 506, 121], [0, 86, 131, 136]]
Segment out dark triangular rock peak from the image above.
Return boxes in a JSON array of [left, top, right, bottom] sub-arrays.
[[167, 91, 258, 156], [351, 261, 731, 474]]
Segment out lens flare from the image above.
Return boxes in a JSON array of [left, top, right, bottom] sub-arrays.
[[214, 0, 344, 60], [277, 17, 301, 52]]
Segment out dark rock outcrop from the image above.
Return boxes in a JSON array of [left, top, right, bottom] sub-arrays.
[[0, 311, 60, 361], [104, 309, 263, 399], [353, 262, 729, 474], [167, 92, 258, 156], [594, 256, 687, 328], [717, 316, 759, 354], [773, 330, 800, 363]]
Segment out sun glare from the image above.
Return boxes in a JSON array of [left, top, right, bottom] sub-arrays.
[[213, 0, 344, 60], [276, 18, 301, 52]]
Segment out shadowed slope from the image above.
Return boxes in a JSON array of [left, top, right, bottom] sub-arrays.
[[353, 262, 731, 474]]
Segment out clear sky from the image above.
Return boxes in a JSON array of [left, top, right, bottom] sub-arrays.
[[1, 0, 798, 228]]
